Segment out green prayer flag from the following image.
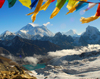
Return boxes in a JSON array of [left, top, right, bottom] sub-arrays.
[[56, 0, 67, 10], [56, 0, 68, 7], [7, 0, 17, 8]]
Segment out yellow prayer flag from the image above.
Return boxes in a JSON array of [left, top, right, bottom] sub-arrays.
[[80, 15, 99, 24], [27, 0, 52, 16], [67, 0, 79, 10], [50, 7, 60, 19], [66, 0, 87, 15], [19, 0, 31, 9], [31, 0, 43, 22], [40, 0, 52, 11], [50, 0, 66, 19]]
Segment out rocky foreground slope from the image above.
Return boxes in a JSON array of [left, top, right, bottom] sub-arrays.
[[0, 55, 36, 79]]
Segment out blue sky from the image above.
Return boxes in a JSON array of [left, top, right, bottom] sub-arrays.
[[0, 0, 100, 34]]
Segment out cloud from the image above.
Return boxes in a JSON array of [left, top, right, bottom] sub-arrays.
[[48, 44, 100, 57], [48, 49, 81, 57], [47, 44, 100, 66], [43, 22, 50, 26], [29, 23, 39, 27], [78, 32, 82, 35], [23, 57, 38, 65]]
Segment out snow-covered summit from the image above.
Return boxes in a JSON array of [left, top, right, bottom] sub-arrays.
[[79, 26, 100, 45], [82, 25, 100, 36], [62, 30, 79, 37], [28, 23, 39, 27], [0, 30, 15, 40], [16, 23, 54, 37], [0, 30, 15, 37]]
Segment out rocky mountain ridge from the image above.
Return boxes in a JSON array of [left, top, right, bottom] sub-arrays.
[[0, 36, 61, 57], [41, 32, 74, 49], [0, 24, 100, 47], [79, 26, 100, 45]]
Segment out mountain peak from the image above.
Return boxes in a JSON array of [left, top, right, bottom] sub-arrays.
[[86, 25, 99, 31], [79, 25, 100, 45], [16, 23, 54, 39], [0, 30, 15, 40], [83, 25, 100, 36], [68, 30, 76, 34], [1, 30, 15, 36], [28, 23, 39, 27], [20, 23, 38, 31], [3, 30, 11, 34], [54, 32, 62, 37], [62, 30, 78, 37]]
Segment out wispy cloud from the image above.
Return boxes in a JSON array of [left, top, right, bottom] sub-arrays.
[[78, 32, 82, 35], [29, 23, 39, 27], [43, 22, 50, 26], [48, 44, 100, 57]]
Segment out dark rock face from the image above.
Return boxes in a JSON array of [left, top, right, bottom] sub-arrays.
[[0, 47, 10, 55], [0, 36, 61, 56], [79, 36, 88, 46], [41, 32, 74, 49]]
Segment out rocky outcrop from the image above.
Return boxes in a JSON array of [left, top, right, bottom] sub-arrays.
[[0, 55, 37, 79]]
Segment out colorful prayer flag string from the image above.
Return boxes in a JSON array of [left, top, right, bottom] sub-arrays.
[[0, 0, 100, 23]]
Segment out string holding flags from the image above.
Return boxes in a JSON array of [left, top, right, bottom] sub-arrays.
[[0, 0, 100, 24], [84, 3, 97, 12], [26, 0, 100, 23]]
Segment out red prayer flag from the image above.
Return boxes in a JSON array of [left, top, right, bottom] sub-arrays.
[[0, 0, 5, 8], [96, 3, 100, 16], [51, 0, 55, 2]]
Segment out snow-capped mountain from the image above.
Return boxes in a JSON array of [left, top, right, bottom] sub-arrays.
[[62, 30, 79, 37], [82, 26, 100, 36], [1, 24, 100, 47], [79, 25, 100, 45], [0, 30, 15, 37], [16, 23, 54, 38], [0, 30, 15, 40]]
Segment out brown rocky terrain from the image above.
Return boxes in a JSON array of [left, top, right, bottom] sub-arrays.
[[0, 55, 37, 79]]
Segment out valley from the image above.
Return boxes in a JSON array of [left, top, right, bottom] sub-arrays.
[[0, 24, 100, 79]]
